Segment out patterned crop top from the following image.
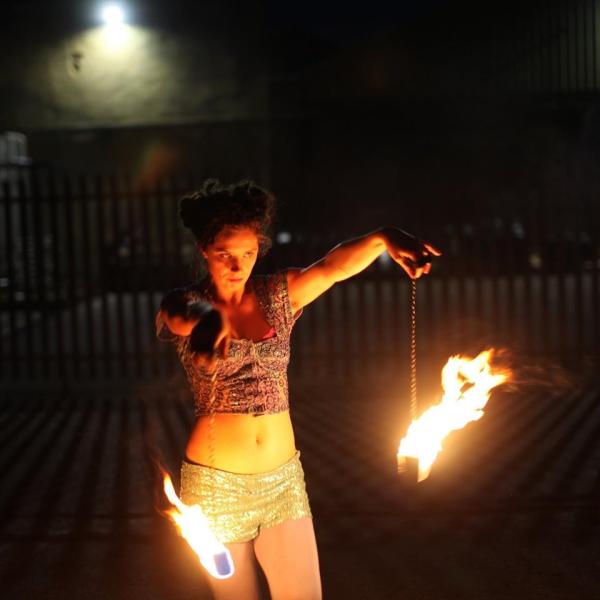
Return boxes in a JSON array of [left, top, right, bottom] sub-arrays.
[[155, 271, 302, 416]]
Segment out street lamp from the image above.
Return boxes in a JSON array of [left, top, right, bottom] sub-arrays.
[[100, 3, 128, 47], [101, 4, 125, 27]]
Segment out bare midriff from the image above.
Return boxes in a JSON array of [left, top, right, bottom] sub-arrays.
[[185, 410, 296, 474]]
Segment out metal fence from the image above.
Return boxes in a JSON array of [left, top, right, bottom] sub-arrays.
[[1, 166, 599, 387]]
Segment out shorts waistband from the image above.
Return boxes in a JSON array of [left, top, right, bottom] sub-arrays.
[[181, 450, 302, 485]]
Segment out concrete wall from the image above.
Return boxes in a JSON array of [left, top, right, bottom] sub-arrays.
[[0, 2, 268, 130]]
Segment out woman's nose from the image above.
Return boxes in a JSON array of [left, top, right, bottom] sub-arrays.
[[230, 260, 241, 272]]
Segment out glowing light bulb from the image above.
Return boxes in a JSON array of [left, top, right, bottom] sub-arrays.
[[101, 4, 125, 26]]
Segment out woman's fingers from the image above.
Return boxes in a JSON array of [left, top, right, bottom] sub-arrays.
[[214, 332, 230, 360], [395, 237, 442, 278], [394, 255, 431, 279], [423, 241, 442, 256], [396, 257, 417, 279]]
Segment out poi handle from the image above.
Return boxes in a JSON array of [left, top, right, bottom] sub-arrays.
[[210, 549, 235, 579], [397, 455, 419, 484]]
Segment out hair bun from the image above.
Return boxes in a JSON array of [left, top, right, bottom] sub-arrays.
[[178, 193, 201, 231], [178, 178, 276, 254], [202, 178, 221, 195]]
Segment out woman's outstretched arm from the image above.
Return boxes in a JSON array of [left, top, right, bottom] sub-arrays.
[[287, 227, 441, 312]]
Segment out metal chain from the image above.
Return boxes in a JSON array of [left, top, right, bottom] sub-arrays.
[[409, 278, 418, 420]]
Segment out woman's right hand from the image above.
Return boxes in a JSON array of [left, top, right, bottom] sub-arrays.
[[189, 308, 231, 370]]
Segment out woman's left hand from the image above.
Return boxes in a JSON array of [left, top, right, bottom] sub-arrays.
[[382, 227, 442, 279]]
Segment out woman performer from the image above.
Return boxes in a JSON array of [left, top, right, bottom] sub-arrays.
[[156, 179, 441, 600]]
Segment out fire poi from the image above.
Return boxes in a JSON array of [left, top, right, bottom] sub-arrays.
[[397, 349, 510, 481], [397, 279, 511, 481], [161, 368, 235, 579], [163, 472, 235, 579]]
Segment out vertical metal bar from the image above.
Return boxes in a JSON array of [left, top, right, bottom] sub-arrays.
[[539, 193, 551, 358], [77, 174, 97, 378], [555, 0, 561, 93], [167, 177, 184, 271], [570, 0, 584, 92], [473, 198, 485, 348], [505, 206, 517, 352], [138, 178, 160, 378], [591, 196, 600, 355], [530, 1, 536, 91], [0, 186, 6, 380], [543, 0, 551, 91], [456, 224, 468, 345], [573, 196, 584, 363], [590, 0, 598, 91], [47, 173, 67, 384], [157, 177, 176, 375], [565, 0, 572, 93], [489, 204, 501, 351], [124, 174, 142, 378], [30, 169, 50, 378], [557, 0, 563, 93], [63, 175, 80, 378], [577, 0, 583, 90], [523, 194, 535, 355], [156, 179, 168, 269], [93, 174, 111, 378], [17, 175, 34, 379], [108, 174, 127, 379], [537, 0, 544, 90], [556, 213, 568, 364], [2, 181, 19, 377], [583, 0, 589, 91], [545, 0, 551, 91]]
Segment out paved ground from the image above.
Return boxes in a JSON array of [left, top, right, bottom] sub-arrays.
[[1, 374, 600, 599]]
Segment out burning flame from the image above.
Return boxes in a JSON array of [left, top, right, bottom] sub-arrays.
[[397, 349, 510, 482], [162, 473, 235, 579]]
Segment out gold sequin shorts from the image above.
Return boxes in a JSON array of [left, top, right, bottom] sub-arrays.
[[179, 451, 312, 544]]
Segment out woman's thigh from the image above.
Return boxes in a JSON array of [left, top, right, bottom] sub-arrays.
[[207, 541, 262, 600], [253, 517, 322, 600]]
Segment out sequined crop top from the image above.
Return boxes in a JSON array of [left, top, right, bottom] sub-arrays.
[[155, 271, 302, 416]]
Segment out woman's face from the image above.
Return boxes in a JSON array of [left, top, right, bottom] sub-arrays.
[[202, 226, 259, 292]]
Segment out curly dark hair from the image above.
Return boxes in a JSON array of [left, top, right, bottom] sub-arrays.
[[179, 179, 276, 256]]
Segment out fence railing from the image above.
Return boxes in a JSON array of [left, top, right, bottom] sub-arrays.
[[1, 167, 599, 386]]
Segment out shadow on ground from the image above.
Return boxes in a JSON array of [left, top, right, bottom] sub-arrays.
[[1, 375, 600, 599]]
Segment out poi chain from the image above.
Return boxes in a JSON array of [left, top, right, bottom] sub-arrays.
[[409, 278, 418, 421]]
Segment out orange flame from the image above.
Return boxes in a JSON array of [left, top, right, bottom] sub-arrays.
[[397, 350, 510, 482], [162, 473, 235, 579]]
